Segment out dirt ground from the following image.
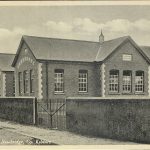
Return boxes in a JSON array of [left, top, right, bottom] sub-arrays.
[[0, 119, 138, 145], [0, 127, 56, 145]]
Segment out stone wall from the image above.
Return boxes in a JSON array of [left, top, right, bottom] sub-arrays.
[[66, 97, 150, 143]]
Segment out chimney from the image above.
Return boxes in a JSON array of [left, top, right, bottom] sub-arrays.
[[99, 30, 104, 44]]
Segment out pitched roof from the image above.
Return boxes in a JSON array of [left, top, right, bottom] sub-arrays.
[[23, 35, 100, 62], [140, 46, 150, 60], [95, 36, 129, 61], [0, 53, 15, 71], [12, 35, 144, 66]]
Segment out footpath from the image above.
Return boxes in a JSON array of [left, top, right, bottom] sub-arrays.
[[0, 119, 137, 145]]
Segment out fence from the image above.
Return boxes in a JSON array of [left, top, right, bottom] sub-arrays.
[[0, 97, 37, 125], [37, 98, 66, 130], [66, 97, 150, 143]]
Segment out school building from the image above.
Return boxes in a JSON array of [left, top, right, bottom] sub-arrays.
[[11, 32, 150, 101], [0, 53, 15, 97]]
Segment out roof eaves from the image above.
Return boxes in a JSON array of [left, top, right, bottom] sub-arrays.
[[129, 38, 150, 64], [37, 59, 95, 64], [12, 37, 24, 67]]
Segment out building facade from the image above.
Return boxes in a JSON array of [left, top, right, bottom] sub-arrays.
[[12, 34, 150, 101], [0, 53, 15, 97]]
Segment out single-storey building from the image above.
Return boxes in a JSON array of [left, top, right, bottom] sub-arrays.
[[11, 32, 150, 101], [0, 53, 15, 97]]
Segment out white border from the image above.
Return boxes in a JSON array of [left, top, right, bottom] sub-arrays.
[[0, 1, 150, 6], [1, 1, 150, 149]]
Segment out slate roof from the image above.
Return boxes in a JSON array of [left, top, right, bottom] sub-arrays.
[[12, 35, 147, 66], [0, 53, 15, 71], [23, 35, 100, 62], [140, 46, 150, 60]]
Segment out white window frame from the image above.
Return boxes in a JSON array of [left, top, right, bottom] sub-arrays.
[[54, 69, 64, 93], [135, 71, 144, 93], [123, 70, 132, 93], [79, 70, 88, 93], [122, 54, 132, 61], [109, 70, 119, 93]]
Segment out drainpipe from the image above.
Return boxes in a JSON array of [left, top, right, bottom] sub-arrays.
[[45, 62, 49, 108], [45, 61, 52, 128]]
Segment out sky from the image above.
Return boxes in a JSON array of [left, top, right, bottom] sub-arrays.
[[1, 5, 150, 53]]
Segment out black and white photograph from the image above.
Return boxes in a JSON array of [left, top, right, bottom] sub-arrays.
[[0, 1, 150, 147]]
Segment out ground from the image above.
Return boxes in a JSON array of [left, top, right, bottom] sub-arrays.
[[0, 119, 138, 145], [0, 127, 56, 145]]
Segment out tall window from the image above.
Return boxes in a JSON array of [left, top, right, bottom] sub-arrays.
[[54, 69, 64, 93], [30, 70, 34, 93], [109, 70, 119, 92], [23, 70, 28, 93], [79, 70, 88, 92], [18, 72, 22, 94], [123, 70, 132, 93], [135, 71, 144, 93], [13, 75, 15, 96]]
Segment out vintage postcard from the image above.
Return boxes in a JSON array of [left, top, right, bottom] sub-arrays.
[[0, 1, 150, 149]]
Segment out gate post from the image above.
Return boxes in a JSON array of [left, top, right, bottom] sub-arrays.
[[33, 97, 38, 125]]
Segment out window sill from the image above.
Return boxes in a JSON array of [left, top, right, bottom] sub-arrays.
[[122, 92, 133, 95], [135, 92, 145, 95], [54, 92, 65, 95], [78, 92, 88, 95], [108, 92, 120, 95]]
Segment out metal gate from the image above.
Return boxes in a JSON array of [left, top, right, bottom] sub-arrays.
[[37, 98, 66, 130]]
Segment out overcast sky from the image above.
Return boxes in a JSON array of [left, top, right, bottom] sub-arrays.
[[1, 5, 150, 53]]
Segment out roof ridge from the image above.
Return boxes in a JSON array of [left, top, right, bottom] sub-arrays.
[[23, 35, 99, 44], [141, 45, 150, 48], [104, 35, 130, 43], [0, 53, 15, 55]]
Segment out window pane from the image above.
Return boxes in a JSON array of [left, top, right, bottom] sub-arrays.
[[24, 70, 28, 93], [79, 70, 88, 92], [123, 70, 132, 93], [109, 70, 119, 92], [54, 69, 64, 92], [30, 70, 34, 93], [18, 72, 22, 95], [135, 71, 144, 93]]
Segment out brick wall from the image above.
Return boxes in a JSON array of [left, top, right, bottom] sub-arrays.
[[14, 42, 38, 97], [41, 61, 100, 100], [66, 97, 150, 143], [0, 97, 37, 124], [104, 40, 149, 96]]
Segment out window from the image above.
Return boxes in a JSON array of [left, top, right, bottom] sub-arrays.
[[79, 70, 88, 92], [135, 71, 144, 93], [123, 70, 132, 93], [13, 75, 15, 96], [109, 70, 119, 92], [122, 54, 132, 61], [23, 70, 28, 93], [30, 70, 34, 93], [54, 69, 64, 93], [18, 72, 22, 94]]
